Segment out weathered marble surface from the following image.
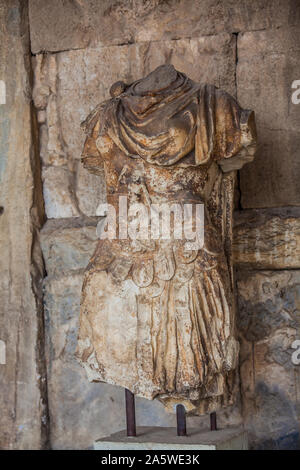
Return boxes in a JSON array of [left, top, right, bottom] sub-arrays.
[[41, 218, 99, 277], [0, 0, 48, 449], [237, 270, 300, 449]]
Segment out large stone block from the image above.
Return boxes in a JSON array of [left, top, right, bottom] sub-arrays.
[[237, 27, 300, 208], [94, 426, 248, 450], [0, 0, 48, 449], [237, 270, 300, 449], [27, 0, 300, 450], [28, 0, 300, 54]]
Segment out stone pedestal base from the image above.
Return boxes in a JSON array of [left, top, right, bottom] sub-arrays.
[[94, 426, 248, 450]]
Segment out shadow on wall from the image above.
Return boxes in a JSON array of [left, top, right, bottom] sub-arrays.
[[248, 382, 299, 450]]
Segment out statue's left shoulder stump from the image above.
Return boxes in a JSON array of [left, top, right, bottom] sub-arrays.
[[94, 426, 248, 450]]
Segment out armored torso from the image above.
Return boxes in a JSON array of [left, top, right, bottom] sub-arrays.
[[76, 65, 256, 415]]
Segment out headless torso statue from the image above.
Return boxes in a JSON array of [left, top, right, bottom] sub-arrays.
[[76, 65, 256, 417]]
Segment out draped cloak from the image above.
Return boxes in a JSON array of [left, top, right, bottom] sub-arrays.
[[76, 65, 256, 415]]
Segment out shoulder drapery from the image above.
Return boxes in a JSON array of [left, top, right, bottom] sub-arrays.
[[81, 68, 256, 170]]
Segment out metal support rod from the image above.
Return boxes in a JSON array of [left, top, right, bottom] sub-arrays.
[[176, 404, 187, 436], [125, 388, 136, 437], [210, 411, 217, 431]]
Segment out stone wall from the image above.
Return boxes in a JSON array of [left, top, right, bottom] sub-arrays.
[[0, 0, 48, 449], [234, 208, 300, 449], [0, 0, 299, 449]]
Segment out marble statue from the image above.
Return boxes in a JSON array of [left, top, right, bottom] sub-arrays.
[[76, 65, 256, 415]]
